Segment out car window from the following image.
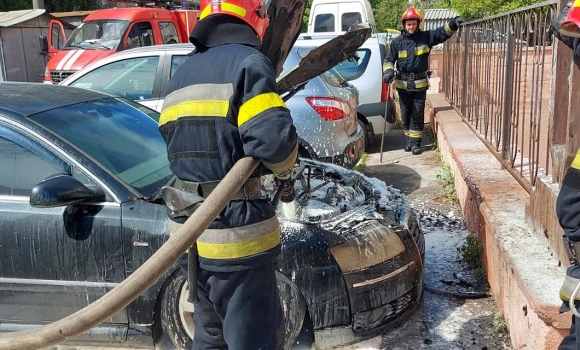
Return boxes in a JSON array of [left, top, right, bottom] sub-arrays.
[[332, 48, 370, 81], [171, 55, 189, 78], [321, 67, 348, 87], [314, 14, 335, 32], [27, 98, 173, 197], [341, 12, 362, 32], [69, 56, 160, 100], [159, 22, 179, 44], [126, 21, 154, 49], [0, 136, 62, 196]]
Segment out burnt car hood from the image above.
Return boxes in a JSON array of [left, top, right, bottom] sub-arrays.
[[259, 0, 371, 95]]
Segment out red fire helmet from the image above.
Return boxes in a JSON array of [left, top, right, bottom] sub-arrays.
[[401, 6, 423, 26], [199, 0, 271, 39], [560, 0, 580, 37]]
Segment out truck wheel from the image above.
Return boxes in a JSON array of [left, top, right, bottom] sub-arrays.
[[160, 271, 307, 350]]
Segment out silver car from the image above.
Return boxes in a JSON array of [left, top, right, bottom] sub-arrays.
[[60, 44, 365, 168]]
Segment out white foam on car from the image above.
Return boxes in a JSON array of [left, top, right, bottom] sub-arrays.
[[281, 200, 297, 221]]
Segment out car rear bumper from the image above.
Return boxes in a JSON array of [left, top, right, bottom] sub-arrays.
[[318, 127, 365, 168]]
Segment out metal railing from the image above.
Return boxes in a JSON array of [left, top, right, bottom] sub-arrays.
[[442, 1, 557, 193]]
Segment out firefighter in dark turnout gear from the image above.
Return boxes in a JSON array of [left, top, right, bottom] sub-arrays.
[[555, 148, 580, 350], [158, 0, 298, 348], [383, 7, 464, 155], [551, 3, 580, 349]]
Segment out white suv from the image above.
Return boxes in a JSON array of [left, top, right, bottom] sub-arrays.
[[296, 32, 398, 149]]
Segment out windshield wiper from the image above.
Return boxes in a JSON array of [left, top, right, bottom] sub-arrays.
[[88, 41, 112, 50], [146, 176, 176, 202]]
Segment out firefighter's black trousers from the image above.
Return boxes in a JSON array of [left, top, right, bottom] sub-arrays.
[[398, 89, 427, 149], [559, 313, 580, 350], [185, 262, 285, 350]]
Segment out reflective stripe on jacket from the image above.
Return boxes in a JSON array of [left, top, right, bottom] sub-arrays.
[[383, 23, 456, 92], [159, 43, 298, 271]]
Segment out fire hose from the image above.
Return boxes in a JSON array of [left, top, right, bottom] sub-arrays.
[[0, 157, 260, 350]]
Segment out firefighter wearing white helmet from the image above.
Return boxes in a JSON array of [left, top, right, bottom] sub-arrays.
[[382, 7, 464, 155]]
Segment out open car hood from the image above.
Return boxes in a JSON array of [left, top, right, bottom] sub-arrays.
[[258, 0, 307, 78], [259, 0, 371, 95]]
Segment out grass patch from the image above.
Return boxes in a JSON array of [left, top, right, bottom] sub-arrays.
[[436, 158, 459, 205], [458, 233, 485, 280], [491, 306, 509, 335], [353, 152, 368, 172]]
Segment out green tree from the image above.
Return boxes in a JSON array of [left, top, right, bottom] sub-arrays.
[[0, 0, 98, 12], [0, 0, 31, 11], [374, 0, 412, 31], [445, 0, 545, 19]]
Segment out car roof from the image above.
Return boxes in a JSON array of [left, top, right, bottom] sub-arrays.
[[0, 82, 111, 117], [85, 7, 178, 22], [115, 43, 194, 55]]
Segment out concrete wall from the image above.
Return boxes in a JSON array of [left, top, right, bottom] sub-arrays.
[[428, 93, 570, 350]]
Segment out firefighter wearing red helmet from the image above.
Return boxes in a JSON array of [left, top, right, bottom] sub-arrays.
[[383, 7, 464, 155], [158, 0, 298, 349], [549, 3, 580, 349]]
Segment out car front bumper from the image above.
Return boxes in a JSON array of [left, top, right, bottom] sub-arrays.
[[317, 220, 424, 348]]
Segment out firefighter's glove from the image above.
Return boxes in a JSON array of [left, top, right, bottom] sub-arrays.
[[383, 71, 394, 84], [450, 17, 466, 31], [279, 179, 296, 203]]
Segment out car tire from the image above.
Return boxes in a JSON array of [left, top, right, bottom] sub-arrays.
[[161, 273, 193, 350], [160, 271, 307, 350], [357, 119, 369, 150]]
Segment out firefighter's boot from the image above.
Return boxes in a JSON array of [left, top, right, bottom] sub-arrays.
[[411, 146, 423, 155]]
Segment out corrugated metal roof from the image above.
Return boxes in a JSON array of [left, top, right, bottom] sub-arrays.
[[0, 9, 46, 27], [52, 11, 94, 18], [424, 8, 459, 20]]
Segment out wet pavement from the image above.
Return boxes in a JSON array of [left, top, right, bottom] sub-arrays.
[[359, 129, 513, 350]]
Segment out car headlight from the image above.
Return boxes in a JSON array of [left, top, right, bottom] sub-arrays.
[[329, 224, 405, 273]]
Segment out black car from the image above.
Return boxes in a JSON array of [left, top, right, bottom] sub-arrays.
[[0, 82, 424, 349]]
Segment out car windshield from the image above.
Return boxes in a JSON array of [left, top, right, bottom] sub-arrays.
[[64, 20, 130, 50], [27, 97, 172, 198]]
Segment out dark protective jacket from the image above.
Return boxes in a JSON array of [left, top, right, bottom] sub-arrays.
[[383, 21, 458, 92], [557, 151, 580, 242], [159, 31, 298, 272]]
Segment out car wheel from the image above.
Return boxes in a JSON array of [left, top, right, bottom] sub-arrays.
[[357, 119, 369, 150], [160, 271, 307, 350], [276, 271, 307, 350], [161, 273, 193, 350]]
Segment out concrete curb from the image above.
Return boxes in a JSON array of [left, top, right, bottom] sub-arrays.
[[427, 93, 570, 349]]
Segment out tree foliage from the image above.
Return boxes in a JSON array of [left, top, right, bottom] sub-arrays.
[[438, 0, 546, 19], [374, 0, 412, 31], [0, 0, 98, 12]]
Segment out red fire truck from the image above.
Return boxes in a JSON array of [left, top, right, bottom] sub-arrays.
[[43, 0, 199, 84]]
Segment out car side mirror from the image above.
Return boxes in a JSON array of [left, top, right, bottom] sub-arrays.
[[39, 35, 48, 54], [30, 174, 106, 208]]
